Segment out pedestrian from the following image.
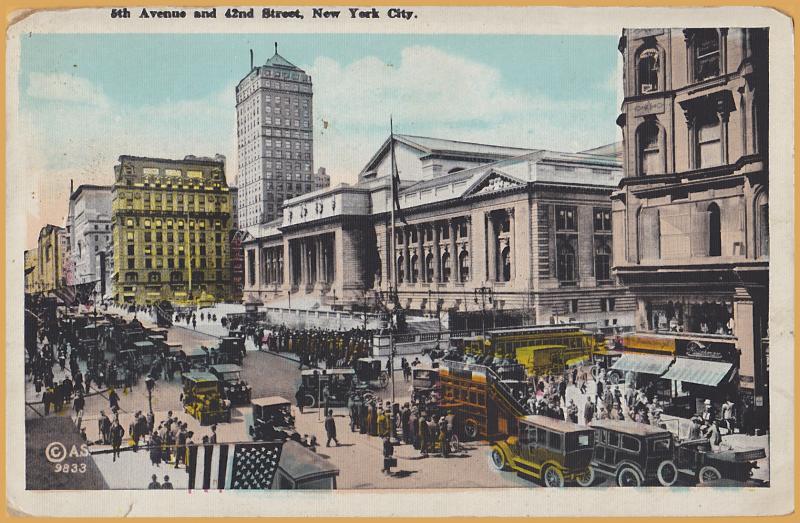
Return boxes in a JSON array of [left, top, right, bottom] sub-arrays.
[[161, 475, 173, 489], [401, 404, 411, 444], [688, 416, 703, 440], [324, 409, 339, 447], [583, 398, 595, 425], [567, 399, 579, 423], [111, 419, 125, 462], [377, 408, 388, 438], [558, 378, 567, 406], [148, 474, 161, 489], [295, 384, 306, 415], [175, 425, 187, 469], [99, 410, 111, 445], [42, 387, 52, 416], [108, 387, 120, 412], [348, 396, 359, 432], [381, 436, 395, 475], [703, 419, 723, 449], [418, 414, 429, 457], [192, 317, 197, 330], [210, 425, 218, 444], [721, 398, 737, 434], [438, 417, 449, 458], [595, 378, 604, 405], [150, 432, 162, 466], [358, 400, 369, 435]]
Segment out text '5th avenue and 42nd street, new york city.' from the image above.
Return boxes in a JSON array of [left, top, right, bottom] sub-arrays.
[[112, 7, 417, 20]]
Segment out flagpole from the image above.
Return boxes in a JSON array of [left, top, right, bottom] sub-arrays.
[[389, 118, 398, 404]]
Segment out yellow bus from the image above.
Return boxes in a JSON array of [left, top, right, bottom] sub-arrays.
[[459, 325, 599, 374]]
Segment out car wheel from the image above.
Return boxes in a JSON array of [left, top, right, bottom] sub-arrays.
[[449, 434, 461, 453], [463, 419, 479, 441], [609, 373, 620, 385], [657, 460, 678, 486], [575, 466, 595, 487], [698, 465, 722, 484], [303, 393, 317, 408], [490, 448, 507, 471], [616, 465, 643, 487], [542, 466, 565, 488]]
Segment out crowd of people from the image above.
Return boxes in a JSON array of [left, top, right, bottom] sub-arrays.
[[254, 325, 373, 370]]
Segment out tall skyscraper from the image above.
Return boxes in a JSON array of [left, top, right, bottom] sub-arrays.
[[236, 44, 314, 228]]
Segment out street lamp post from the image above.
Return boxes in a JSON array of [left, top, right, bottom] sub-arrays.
[[474, 285, 494, 341]]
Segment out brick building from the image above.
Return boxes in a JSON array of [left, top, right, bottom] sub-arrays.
[[111, 154, 234, 305], [243, 134, 635, 330], [613, 28, 769, 425]]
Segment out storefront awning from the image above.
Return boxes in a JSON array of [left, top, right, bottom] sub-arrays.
[[611, 353, 673, 375], [661, 357, 733, 387]]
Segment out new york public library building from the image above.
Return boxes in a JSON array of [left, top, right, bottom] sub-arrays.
[[241, 134, 636, 332]]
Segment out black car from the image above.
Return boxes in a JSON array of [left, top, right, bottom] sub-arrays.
[[300, 369, 357, 408], [209, 364, 252, 405], [249, 396, 300, 442], [218, 336, 245, 365]]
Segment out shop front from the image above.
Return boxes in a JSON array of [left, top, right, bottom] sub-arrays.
[[661, 337, 739, 418], [613, 333, 676, 405]]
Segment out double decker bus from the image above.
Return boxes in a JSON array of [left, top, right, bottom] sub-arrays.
[[457, 325, 601, 376]]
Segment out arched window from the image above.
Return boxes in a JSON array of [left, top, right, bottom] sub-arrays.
[[595, 243, 612, 281], [458, 250, 470, 282], [638, 121, 662, 176], [756, 191, 769, 258], [708, 203, 721, 256], [410, 254, 419, 283], [441, 252, 451, 282], [77, 241, 82, 258], [425, 253, 434, 282], [637, 48, 660, 94], [501, 246, 511, 282], [396, 255, 404, 284], [556, 240, 576, 283]]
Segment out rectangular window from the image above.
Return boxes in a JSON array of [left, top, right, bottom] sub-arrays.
[[594, 208, 612, 232], [556, 206, 577, 231], [697, 120, 722, 168], [600, 298, 616, 312], [548, 432, 563, 451]]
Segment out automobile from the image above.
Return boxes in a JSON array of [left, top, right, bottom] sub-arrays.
[[209, 364, 252, 405], [155, 300, 174, 328], [300, 369, 357, 408], [490, 415, 595, 487], [410, 367, 440, 404], [588, 420, 678, 487], [132, 340, 158, 370], [179, 347, 210, 371], [353, 357, 389, 389], [663, 418, 767, 485], [217, 336, 245, 365], [590, 348, 624, 384], [181, 372, 231, 425], [248, 396, 301, 442]]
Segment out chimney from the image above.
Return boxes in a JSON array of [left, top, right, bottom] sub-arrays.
[[249, 49, 253, 70]]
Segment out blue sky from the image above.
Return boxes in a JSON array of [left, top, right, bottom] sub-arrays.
[[19, 33, 621, 244]]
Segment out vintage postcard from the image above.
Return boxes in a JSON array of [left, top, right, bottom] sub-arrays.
[[5, 4, 795, 518]]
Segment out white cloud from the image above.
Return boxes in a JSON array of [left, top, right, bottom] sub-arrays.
[[26, 72, 110, 108], [308, 45, 610, 183]]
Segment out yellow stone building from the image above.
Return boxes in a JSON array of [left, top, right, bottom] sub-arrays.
[[111, 154, 233, 305]]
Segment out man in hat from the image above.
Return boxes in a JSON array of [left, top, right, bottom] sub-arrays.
[[418, 414, 429, 457], [688, 416, 703, 440], [701, 399, 716, 424]]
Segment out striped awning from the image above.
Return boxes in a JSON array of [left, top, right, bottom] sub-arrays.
[[611, 353, 673, 375], [662, 358, 733, 387]]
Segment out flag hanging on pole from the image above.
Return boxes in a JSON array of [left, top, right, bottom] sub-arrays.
[[389, 121, 408, 226]]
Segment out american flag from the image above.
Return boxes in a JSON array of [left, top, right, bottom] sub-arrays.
[[186, 442, 283, 490]]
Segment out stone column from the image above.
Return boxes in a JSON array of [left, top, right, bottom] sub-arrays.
[[507, 207, 515, 283], [403, 228, 411, 283], [316, 237, 324, 284], [417, 225, 425, 283], [299, 240, 308, 286], [432, 222, 441, 283], [684, 111, 697, 169], [286, 241, 294, 287], [719, 108, 730, 165], [449, 219, 459, 283], [486, 212, 496, 282]]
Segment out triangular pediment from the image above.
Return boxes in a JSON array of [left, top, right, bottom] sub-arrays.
[[463, 169, 526, 198]]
